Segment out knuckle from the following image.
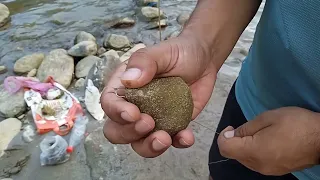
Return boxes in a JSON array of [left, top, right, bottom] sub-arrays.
[[237, 125, 248, 137]]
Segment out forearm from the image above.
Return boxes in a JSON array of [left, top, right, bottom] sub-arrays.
[[181, 0, 262, 73]]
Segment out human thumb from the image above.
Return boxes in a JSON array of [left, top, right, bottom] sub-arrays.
[[217, 126, 251, 160], [121, 40, 180, 88]]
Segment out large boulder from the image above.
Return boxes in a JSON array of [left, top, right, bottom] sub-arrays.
[[13, 53, 45, 74], [37, 49, 74, 88], [0, 3, 10, 27], [0, 85, 26, 118], [75, 55, 101, 78]]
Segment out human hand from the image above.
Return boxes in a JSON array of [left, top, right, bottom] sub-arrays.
[[101, 33, 217, 158], [218, 107, 320, 175]]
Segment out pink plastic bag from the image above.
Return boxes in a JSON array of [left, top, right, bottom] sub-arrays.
[[4, 76, 54, 95]]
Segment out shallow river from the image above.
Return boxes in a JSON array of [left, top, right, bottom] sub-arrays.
[[0, 0, 265, 82]]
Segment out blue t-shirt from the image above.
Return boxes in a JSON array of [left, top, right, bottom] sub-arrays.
[[235, 1, 320, 179]]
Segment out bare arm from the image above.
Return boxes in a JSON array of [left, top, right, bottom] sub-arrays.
[[181, 0, 262, 73]]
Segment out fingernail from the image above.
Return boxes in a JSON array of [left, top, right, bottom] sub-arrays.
[[152, 138, 167, 151], [120, 111, 134, 122], [179, 138, 190, 146], [121, 68, 142, 80], [135, 120, 152, 133], [224, 130, 235, 138]]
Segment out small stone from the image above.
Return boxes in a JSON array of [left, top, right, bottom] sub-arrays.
[[108, 17, 135, 28], [125, 77, 193, 136], [165, 30, 181, 40], [0, 65, 7, 74], [97, 47, 107, 56], [75, 55, 101, 78], [75, 78, 86, 89], [27, 69, 37, 77], [177, 12, 190, 26], [120, 43, 146, 62], [0, 118, 22, 156], [37, 49, 74, 88], [8, 166, 21, 174], [68, 41, 98, 57], [0, 3, 10, 28], [140, 7, 164, 21], [136, 0, 158, 6], [74, 31, 96, 44], [100, 50, 120, 59], [145, 19, 167, 30], [0, 85, 26, 118], [22, 125, 36, 143], [17, 114, 25, 120], [103, 34, 131, 50], [117, 51, 125, 57], [13, 53, 44, 74], [85, 79, 104, 121]]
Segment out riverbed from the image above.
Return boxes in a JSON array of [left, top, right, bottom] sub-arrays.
[[1, 0, 264, 82]]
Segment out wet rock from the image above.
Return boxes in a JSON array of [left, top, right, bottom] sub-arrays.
[[140, 7, 164, 21], [120, 43, 146, 62], [0, 85, 26, 118], [75, 55, 101, 78], [86, 54, 121, 91], [136, 0, 158, 6], [13, 53, 44, 74], [165, 30, 181, 40], [21, 125, 36, 143], [0, 118, 22, 156], [0, 149, 30, 178], [27, 69, 37, 77], [37, 49, 74, 88], [177, 12, 190, 26], [103, 34, 131, 50], [145, 19, 167, 30], [85, 79, 104, 121], [68, 41, 98, 57], [97, 47, 107, 56], [74, 31, 96, 44], [75, 78, 85, 89], [100, 50, 119, 59], [106, 17, 135, 28], [0, 3, 10, 28], [0, 66, 7, 74]]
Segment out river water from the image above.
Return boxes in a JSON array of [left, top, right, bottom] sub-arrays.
[[0, 0, 265, 82]]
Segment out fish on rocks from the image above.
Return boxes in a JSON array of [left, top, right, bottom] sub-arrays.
[[124, 77, 193, 136]]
